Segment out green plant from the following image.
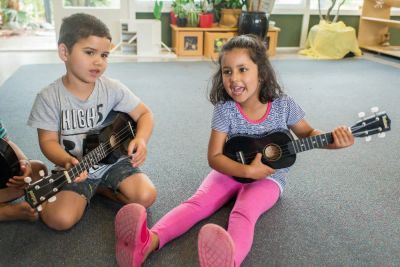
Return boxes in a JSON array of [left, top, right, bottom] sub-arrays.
[[172, 0, 189, 19], [153, 0, 163, 20], [201, 0, 214, 13]]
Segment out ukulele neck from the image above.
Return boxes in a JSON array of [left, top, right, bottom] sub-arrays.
[[290, 133, 333, 154]]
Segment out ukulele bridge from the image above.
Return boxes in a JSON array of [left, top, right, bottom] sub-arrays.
[[236, 151, 246, 164]]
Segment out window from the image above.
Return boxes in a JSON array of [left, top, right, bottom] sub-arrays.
[[63, 0, 121, 8]]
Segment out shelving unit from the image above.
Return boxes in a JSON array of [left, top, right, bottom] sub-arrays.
[[112, 19, 172, 57], [358, 0, 400, 58]]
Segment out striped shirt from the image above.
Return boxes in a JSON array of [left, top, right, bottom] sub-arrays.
[[211, 95, 305, 193], [0, 119, 7, 139]]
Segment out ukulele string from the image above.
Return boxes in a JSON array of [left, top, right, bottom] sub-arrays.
[[226, 143, 294, 161], [34, 124, 134, 199]]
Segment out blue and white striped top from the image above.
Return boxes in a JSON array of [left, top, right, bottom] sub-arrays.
[[211, 95, 305, 193], [0, 119, 7, 139]]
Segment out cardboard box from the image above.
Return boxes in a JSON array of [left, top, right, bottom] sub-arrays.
[[175, 31, 203, 56], [204, 31, 236, 59]]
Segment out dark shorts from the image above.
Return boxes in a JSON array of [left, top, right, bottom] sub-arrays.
[[61, 157, 142, 202]]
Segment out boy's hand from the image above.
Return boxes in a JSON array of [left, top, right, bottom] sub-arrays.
[[64, 156, 88, 183], [7, 159, 32, 189], [128, 138, 147, 167], [330, 126, 354, 149], [247, 153, 275, 180]]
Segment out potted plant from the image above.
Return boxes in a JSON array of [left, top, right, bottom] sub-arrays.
[[172, 0, 189, 27], [238, 0, 276, 39], [185, 0, 201, 27], [199, 0, 214, 28], [214, 0, 245, 28]]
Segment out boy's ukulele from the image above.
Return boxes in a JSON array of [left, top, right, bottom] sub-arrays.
[[223, 108, 391, 183], [24, 111, 136, 210]]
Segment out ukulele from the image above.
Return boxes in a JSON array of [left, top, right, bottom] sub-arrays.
[[24, 112, 136, 209], [223, 109, 391, 183], [0, 138, 20, 189]]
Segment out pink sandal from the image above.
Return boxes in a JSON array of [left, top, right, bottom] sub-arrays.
[[198, 224, 235, 267], [115, 203, 151, 267]]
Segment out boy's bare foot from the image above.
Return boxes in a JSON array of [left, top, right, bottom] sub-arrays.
[[0, 202, 38, 222]]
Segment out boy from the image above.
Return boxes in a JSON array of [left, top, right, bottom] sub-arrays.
[[27, 13, 157, 231], [0, 119, 47, 222]]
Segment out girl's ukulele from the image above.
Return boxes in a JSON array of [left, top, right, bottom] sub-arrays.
[[223, 108, 391, 183], [24, 112, 136, 210], [0, 138, 20, 189]]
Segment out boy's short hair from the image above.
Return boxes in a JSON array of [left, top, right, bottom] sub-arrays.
[[58, 13, 112, 51]]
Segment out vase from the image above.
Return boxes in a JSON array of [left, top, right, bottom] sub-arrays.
[[199, 13, 214, 28], [170, 11, 177, 25], [176, 17, 187, 27], [219, 8, 241, 28], [238, 11, 269, 39]]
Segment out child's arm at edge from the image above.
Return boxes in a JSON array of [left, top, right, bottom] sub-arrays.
[[127, 102, 154, 167]]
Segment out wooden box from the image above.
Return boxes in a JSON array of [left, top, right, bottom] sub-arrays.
[[204, 31, 236, 59], [174, 31, 203, 56], [266, 27, 280, 56]]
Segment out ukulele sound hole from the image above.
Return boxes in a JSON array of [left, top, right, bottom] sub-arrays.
[[263, 144, 281, 162]]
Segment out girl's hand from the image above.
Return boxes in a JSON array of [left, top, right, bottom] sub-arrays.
[[329, 126, 354, 149], [128, 138, 147, 167], [7, 159, 32, 189], [247, 153, 275, 180], [64, 156, 88, 183]]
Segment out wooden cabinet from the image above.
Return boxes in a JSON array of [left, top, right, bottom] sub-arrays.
[[171, 25, 280, 57], [358, 0, 400, 58]]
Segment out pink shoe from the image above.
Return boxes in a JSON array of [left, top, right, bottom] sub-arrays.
[[115, 203, 151, 267], [198, 224, 235, 267]]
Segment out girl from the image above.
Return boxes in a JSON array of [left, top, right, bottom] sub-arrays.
[[114, 35, 354, 267]]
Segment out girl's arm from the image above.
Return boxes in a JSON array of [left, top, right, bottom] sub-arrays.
[[290, 119, 354, 149], [208, 129, 275, 180], [127, 102, 154, 167], [38, 129, 87, 182]]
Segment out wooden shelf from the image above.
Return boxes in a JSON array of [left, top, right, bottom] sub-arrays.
[[170, 25, 280, 57], [361, 16, 400, 29], [358, 0, 400, 58]]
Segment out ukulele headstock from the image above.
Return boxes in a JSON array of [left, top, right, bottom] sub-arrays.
[[351, 107, 391, 141]]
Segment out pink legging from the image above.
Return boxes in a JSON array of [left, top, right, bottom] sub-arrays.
[[151, 170, 280, 266]]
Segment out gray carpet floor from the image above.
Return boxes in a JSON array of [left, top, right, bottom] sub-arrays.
[[0, 58, 399, 267]]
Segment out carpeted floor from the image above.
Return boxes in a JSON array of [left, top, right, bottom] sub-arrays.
[[0, 58, 399, 267]]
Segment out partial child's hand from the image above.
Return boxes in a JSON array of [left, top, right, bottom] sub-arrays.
[[64, 156, 88, 183], [330, 126, 354, 149], [128, 138, 147, 167], [247, 153, 275, 180], [7, 159, 32, 189]]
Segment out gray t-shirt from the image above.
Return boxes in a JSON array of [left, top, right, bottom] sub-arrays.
[[27, 76, 141, 179], [211, 95, 305, 193]]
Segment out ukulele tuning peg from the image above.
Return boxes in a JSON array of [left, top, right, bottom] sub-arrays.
[[24, 176, 32, 184], [39, 170, 45, 177], [365, 136, 372, 142], [370, 107, 379, 114], [378, 132, 386, 138], [37, 205, 43, 212], [358, 112, 365, 118], [48, 196, 57, 203]]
